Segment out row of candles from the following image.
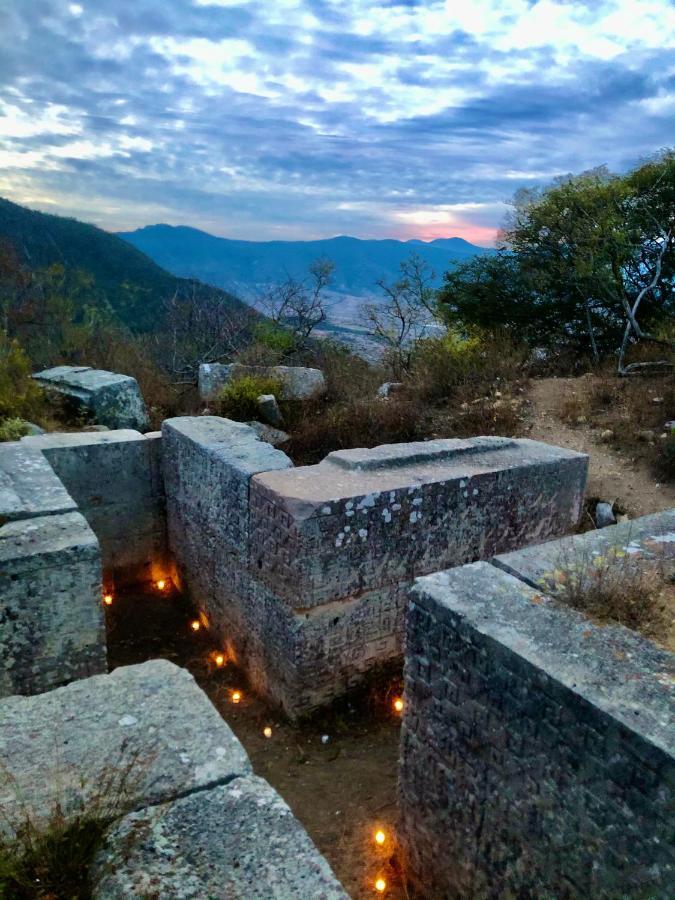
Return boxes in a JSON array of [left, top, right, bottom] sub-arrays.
[[103, 581, 401, 893]]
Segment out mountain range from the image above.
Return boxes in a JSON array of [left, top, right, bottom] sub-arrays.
[[118, 225, 492, 324], [0, 198, 248, 333]]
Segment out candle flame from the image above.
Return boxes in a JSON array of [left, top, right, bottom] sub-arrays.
[[232, 691, 242, 704], [374, 829, 386, 845], [375, 876, 386, 893], [393, 697, 403, 713], [263, 726, 272, 738], [156, 579, 166, 591], [215, 653, 225, 667], [103, 593, 113, 606], [190, 620, 200, 632]]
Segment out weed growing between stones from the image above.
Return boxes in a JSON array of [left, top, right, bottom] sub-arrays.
[[0, 744, 147, 899], [215, 374, 284, 420], [546, 543, 674, 647]]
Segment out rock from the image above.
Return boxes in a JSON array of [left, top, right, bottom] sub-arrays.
[[616, 513, 629, 524], [257, 394, 284, 428], [198, 364, 326, 403], [377, 382, 404, 399], [92, 776, 348, 899], [638, 429, 655, 442], [83, 424, 110, 433], [599, 429, 614, 442], [595, 501, 616, 528], [245, 421, 290, 447], [576, 416, 587, 425], [22, 421, 44, 435], [33, 366, 149, 431]]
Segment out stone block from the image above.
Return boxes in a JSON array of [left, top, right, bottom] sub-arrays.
[[22, 430, 168, 583], [198, 363, 326, 402], [33, 365, 149, 431], [0, 442, 76, 521], [0, 511, 105, 697], [399, 555, 675, 898], [251, 437, 587, 609], [92, 775, 348, 899], [0, 660, 250, 835]]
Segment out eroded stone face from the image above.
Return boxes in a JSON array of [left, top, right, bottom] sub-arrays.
[[33, 366, 149, 431], [399, 515, 675, 899], [198, 363, 326, 402], [92, 775, 348, 900]]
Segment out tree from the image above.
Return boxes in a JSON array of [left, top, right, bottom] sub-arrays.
[[363, 253, 438, 376], [261, 258, 334, 351]]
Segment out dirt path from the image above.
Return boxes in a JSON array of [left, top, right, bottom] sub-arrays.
[[526, 377, 675, 519]]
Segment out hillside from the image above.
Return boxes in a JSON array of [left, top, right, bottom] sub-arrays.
[[0, 199, 249, 333], [118, 225, 492, 314]]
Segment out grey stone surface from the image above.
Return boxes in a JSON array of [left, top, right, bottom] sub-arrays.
[[33, 365, 149, 431], [245, 421, 290, 447], [377, 381, 404, 398], [257, 392, 284, 427], [198, 362, 326, 402], [0, 511, 105, 697], [595, 500, 616, 527], [92, 775, 348, 899], [22, 430, 168, 583], [0, 660, 250, 836], [400, 534, 675, 898], [251, 437, 588, 610], [0, 442, 76, 521]]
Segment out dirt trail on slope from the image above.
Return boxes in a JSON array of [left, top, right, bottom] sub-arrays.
[[526, 377, 675, 520]]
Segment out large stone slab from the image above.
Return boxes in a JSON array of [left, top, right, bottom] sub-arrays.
[[0, 442, 76, 521], [251, 437, 588, 609], [0, 511, 105, 697], [33, 365, 149, 431], [22, 430, 167, 583], [399, 558, 675, 899], [0, 660, 250, 835], [199, 363, 326, 402], [92, 775, 348, 899]]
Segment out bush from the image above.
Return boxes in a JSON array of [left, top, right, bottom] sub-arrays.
[[0, 332, 43, 421], [0, 417, 31, 442], [216, 375, 284, 421], [251, 322, 296, 357], [287, 397, 421, 465]]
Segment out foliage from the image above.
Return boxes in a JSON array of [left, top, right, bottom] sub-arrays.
[[0, 331, 43, 421], [252, 321, 296, 357], [439, 152, 675, 366], [261, 258, 334, 352], [0, 418, 31, 442], [216, 375, 284, 421]]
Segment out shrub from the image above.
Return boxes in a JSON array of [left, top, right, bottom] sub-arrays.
[[216, 375, 284, 421], [0, 417, 31, 442], [0, 332, 43, 421], [287, 397, 421, 465], [547, 544, 672, 642], [251, 322, 296, 357]]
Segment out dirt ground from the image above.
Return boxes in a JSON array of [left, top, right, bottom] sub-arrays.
[[525, 377, 675, 520], [105, 588, 406, 900]]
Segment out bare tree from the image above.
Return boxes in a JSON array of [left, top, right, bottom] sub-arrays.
[[362, 253, 438, 377], [260, 258, 334, 350], [159, 282, 257, 383]]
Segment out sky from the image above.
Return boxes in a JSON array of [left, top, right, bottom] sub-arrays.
[[0, 1, 673, 246]]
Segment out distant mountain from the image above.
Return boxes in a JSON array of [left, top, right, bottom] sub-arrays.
[[118, 226, 492, 316], [0, 199, 249, 333]]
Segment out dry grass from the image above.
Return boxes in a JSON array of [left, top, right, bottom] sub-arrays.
[[548, 545, 673, 646], [0, 745, 148, 899]]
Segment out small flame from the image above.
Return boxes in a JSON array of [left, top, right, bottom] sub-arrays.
[[156, 579, 166, 591], [190, 620, 200, 632], [374, 829, 386, 845], [263, 726, 272, 738], [375, 877, 386, 893], [393, 697, 403, 713], [231, 690, 242, 704], [214, 653, 225, 667], [103, 593, 113, 606]]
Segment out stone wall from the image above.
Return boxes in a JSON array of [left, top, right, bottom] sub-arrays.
[[0, 441, 106, 697], [22, 430, 167, 585], [163, 419, 588, 716], [0, 660, 347, 898], [399, 510, 675, 899]]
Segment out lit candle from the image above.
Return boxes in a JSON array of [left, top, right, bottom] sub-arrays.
[[375, 876, 386, 893], [156, 579, 166, 591], [103, 593, 113, 606], [374, 829, 386, 845], [214, 653, 225, 667], [190, 620, 200, 632], [393, 697, 403, 713], [263, 726, 272, 738], [231, 691, 242, 704]]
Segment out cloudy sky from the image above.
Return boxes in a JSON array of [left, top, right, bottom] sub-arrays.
[[0, 1, 673, 245]]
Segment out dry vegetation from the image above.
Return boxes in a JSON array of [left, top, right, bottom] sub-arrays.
[[548, 545, 674, 649]]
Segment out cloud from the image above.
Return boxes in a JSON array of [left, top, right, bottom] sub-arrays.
[[0, 0, 673, 244]]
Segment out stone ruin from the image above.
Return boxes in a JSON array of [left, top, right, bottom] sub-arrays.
[[0, 416, 588, 713], [198, 362, 326, 403], [399, 510, 675, 898]]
